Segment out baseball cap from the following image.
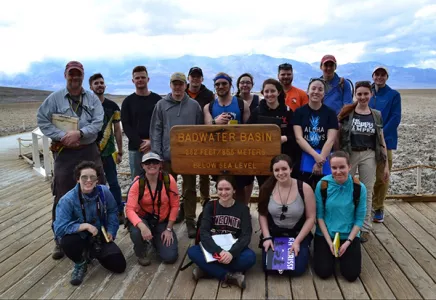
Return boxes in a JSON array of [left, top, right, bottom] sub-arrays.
[[188, 67, 203, 76], [170, 72, 187, 83], [372, 66, 389, 76], [141, 152, 163, 163], [65, 61, 84, 74], [320, 55, 337, 66]]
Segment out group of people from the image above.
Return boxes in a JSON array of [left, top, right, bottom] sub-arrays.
[[35, 54, 401, 288]]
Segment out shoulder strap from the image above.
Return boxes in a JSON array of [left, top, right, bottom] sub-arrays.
[[237, 97, 245, 123], [208, 99, 215, 115], [138, 176, 146, 204], [162, 171, 171, 200], [320, 180, 328, 206], [352, 176, 361, 209], [297, 180, 304, 202]]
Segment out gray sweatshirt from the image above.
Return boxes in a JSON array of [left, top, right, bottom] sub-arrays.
[[150, 93, 203, 161]]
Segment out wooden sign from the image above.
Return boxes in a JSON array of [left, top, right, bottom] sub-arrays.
[[170, 125, 281, 175]]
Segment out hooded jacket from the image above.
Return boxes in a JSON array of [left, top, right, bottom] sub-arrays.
[[186, 84, 215, 109], [150, 93, 203, 161], [369, 84, 401, 150], [314, 175, 367, 239], [322, 73, 353, 115]]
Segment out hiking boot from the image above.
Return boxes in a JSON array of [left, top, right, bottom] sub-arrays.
[[52, 240, 64, 260], [138, 255, 151, 266], [373, 210, 384, 223], [360, 232, 370, 243], [225, 272, 246, 289], [70, 261, 87, 286], [186, 221, 197, 239], [192, 267, 206, 281], [175, 203, 185, 224]]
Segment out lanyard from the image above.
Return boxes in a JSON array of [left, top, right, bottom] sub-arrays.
[[78, 187, 103, 226], [145, 179, 162, 218], [68, 94, 83, 114]]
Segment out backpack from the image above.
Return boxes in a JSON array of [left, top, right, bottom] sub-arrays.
[[339, 77, 355, 99], [208, 97, 245, 124], [320, 177, 361, 212]]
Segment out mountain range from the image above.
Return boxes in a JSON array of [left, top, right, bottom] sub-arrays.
[[1, 54, 436, 94]]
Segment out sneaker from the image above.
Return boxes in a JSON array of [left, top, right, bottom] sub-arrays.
[[186, 222, 197, 239], [70, 261, 87, 286], [225, 272, 246, 289], [360, 232, 370, 243], [52, 240, 65, 260], [373, 210, 384, 223], [175, 203, 185, 224], [192, 267, 206, 281], [138, 255, 151, 266]]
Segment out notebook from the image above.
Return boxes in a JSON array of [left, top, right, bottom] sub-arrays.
[[199, 234, 238, 263], [300, 149, 331, 175], [265, 237, 295, 271], [333, 232, 340, 257]]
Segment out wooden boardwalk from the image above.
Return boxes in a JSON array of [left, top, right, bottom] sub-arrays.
[[1, 158, 436, 299]]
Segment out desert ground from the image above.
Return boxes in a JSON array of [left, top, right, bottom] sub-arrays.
[[1, 87, 435, 195]]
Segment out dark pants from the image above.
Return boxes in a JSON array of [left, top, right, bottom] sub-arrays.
[[313, 235, 361, 282], [187, 245, 256, 280], [60, 233, 126, 273], [102, 155, 123, 213], [129, 217, 178, 264], [199, 175, 210, 205], [52, 143, 105, 226], [262, 234, 312, 277]]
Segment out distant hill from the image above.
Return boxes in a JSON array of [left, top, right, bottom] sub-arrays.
[[1, 54, 436, 94], [0, 86, 52, 103]]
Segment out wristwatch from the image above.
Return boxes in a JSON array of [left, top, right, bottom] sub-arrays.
[[212, 119, 216, 125], [166, 227, 172, 232], [347, 238, 353, 243]]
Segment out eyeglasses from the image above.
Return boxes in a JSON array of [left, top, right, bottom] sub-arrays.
[[215, 82, 229, 87], [143, 159, 160, 165], [239, 81, 252, 85], [80, 175, 98, 182], [280, 205, 288, 221]]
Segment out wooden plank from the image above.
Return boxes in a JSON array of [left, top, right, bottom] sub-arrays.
[[372, 220, 436, 299], [0, 241, 52, 294], [386, 204, 436, 258], [0, 230, 52, 279], [397, 202, 436, 239], [386, 195, 436, 202], [359, 247, 395, 299], [335, 269, 368, 299], [412, 202, 436, 225], [141, 225, 192, 299], [0, 220, 51, 263], [310, 260, 343, 300], [267, 274, 291, 299], [427, 202, 436, 212], [383, 213, 436, 281], [167, 249, 197, 299], [0, 177, 45, 199], [291, 267, 318, 300], [0, 192, 52, 222], [363, 224, 422, 299], [0, 183, 50, 208], [192, 279, 219, 300]]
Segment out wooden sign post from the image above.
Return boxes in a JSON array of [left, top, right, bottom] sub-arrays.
[[170, 124, 281, 175]]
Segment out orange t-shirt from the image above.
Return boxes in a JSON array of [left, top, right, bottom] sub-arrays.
[[285, 86, 309, 111], [187, 89, 199, 99]]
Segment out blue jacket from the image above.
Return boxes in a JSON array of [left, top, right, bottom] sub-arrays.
[[322, 73, 353, 115], [54, 184, 119, 240], [315, 175, 367, 240], [369, 84, 401, 150]]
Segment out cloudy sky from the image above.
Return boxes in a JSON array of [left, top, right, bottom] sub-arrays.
[[1, 0, 435, 74]]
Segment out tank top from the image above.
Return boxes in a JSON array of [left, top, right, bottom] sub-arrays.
[[268, 192, 305, 229], [211, 96, 242, 124]]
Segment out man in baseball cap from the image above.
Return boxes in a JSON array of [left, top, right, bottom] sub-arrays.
[[319, 54, 353, 114], [369, 65, 401, 224], [170, 72, 187, 83], [37, 60, 105, 260]]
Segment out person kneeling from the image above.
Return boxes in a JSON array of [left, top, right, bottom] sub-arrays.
[[258, 154, 316, 276], [126, 152, 179, 266], [187, 176, 256, 289], [54, 161, 126, 286], [313, 151, 367, 282]]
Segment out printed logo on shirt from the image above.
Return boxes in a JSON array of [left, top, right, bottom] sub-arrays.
[[303, 115, 326, 147], [214, 215, 241, 230], [352, 118, 375, 135]]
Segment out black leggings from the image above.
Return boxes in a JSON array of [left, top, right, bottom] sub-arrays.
[[313, 235, 361, 282], [61, 234, 126, 273]]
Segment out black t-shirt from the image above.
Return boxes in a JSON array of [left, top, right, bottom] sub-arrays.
[[292, 104, 338, 150], [121, 92, 162, 150], [350, 112, 378, 149]]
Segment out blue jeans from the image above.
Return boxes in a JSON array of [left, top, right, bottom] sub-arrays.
[[128, 150, 143, 181], [261, 234, 312, 276], [102, 155, 123, 213], [187, 245, 256, 280]]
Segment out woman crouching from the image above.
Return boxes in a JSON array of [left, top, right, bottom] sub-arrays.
[[187, 176, 256, 289], [258, 154, 316, 276], [54, 161, 126, 286], [314, 151, 367, 282]]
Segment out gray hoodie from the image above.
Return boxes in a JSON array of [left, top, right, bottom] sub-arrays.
[[150, 93, 204, 161]]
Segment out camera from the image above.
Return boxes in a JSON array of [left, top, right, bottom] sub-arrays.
[[145, 213, 159, 229]]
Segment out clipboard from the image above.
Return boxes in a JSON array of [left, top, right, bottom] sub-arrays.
[[52, 114, 79, 132]]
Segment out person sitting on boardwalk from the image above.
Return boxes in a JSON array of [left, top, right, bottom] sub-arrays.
[[338, 81, 389, 242], [258, 154, 315, 276], [126, 152, 180, 266], [54, 161, 126, 286], [187, 176, 256, 289], [313, 151, 367, 282]]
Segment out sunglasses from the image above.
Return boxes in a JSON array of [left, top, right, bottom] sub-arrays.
[[80, 175, 98, 182], [214, 82, 229, 87], [280, 205, 288, 221], [143, 159, 160, 165]]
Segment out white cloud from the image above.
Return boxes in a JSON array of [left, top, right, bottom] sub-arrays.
[[0, 0, 435, 74]]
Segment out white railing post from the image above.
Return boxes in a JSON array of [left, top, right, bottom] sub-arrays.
[[416, 161, 422, 195], [32, 131, 41, 169], [42, 135, 52, 178]]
